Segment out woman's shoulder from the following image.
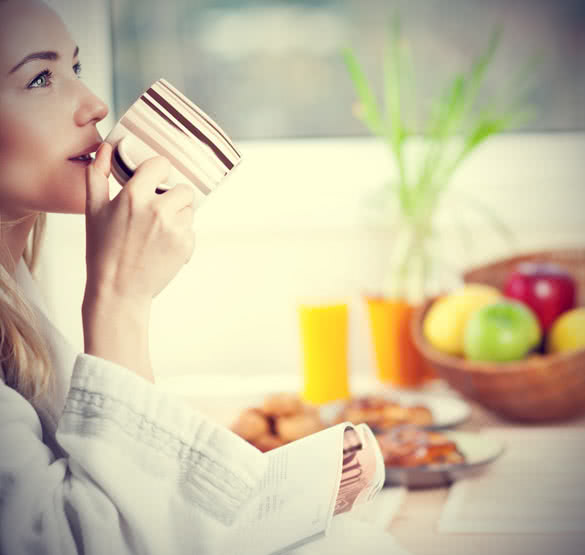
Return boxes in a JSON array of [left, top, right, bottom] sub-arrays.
[[0, 376, 45, 435], [14, 257, 51, 317]]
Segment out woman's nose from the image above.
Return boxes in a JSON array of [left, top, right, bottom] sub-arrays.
[[74, 82, 109, 126]]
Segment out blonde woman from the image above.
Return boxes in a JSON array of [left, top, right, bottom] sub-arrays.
[[0, 1, 267, 553]]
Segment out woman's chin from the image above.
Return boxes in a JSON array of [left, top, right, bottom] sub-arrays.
[[43, 193, 87, 215], [53, 172, 90, 214]]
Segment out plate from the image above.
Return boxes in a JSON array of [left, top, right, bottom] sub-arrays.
[[386, 391, 471, 431], [383, 431, 505, 489], [319, 391, 471, 432]]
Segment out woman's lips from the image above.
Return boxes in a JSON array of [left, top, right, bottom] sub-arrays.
[[68, 142, 101, 164], [68, 153, 94, 166]]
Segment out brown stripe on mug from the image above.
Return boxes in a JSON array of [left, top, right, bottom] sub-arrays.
[[140, 95, 188, 137], [128, 104, 219, 187], [150, 80, 240, 172], [146, 87, 234, 171], [159, 79, 241, 159], [132, 98, 225, 178], [120, 114, 212, 195]]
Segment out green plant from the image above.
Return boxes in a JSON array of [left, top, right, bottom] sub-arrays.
[[343, 20, 531, 301]]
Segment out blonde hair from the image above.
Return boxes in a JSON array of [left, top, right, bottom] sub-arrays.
[[0, 213, 52, 400]]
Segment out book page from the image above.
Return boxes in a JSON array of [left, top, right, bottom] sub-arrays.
[[227, 423, 346, 555], [227, 421, 386, 555], [334, 424, 385, 515]]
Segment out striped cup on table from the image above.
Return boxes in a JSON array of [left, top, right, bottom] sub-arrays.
[[104, 78, 241, 206]]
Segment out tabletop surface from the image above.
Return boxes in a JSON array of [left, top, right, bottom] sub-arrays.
[[156, 375, 585, 555], [387, 401, 585, 555]]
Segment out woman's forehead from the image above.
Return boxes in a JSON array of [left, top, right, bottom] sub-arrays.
[[0, 0, 74, 75]]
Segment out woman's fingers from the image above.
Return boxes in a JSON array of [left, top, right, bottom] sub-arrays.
[[94, 142, 112, 177], [173, 204, 195, 232], [152, 183, 196, 236], [157, 183, 196, 214], [125, 156, 171, 200], [85, 142, 112, 218]]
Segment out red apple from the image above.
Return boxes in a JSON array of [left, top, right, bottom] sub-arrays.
[[503, 262, 577, 332]]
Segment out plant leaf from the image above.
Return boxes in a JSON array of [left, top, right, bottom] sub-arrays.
[[429, 73, 467, 139], [342, 47, 384, 136], [461, 27, 502, 120], [383, 19, 404, 149], [381, 16, 411, 191], [459, 109, 529, 162]]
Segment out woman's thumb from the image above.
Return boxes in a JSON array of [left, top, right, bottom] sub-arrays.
[[85, 142, 112, 217]]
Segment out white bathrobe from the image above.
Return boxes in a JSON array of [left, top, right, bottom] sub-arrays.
[[0, 259, 267, 555]]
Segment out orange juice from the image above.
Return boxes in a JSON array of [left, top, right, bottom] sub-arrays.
[[299, 303, 350, 404], [366, 296, 425, 387]]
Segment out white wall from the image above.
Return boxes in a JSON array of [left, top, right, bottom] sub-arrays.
[[37, 134, 585, 380], [34, 1, 584, 382]]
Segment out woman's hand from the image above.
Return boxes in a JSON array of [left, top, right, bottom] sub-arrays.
[[81, 142, 196, 381], [84, 142, 196, 303]]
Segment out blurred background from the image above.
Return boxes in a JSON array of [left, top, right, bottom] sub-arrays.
[[42, 0, 584, 382], [110, 0, 585, 139]]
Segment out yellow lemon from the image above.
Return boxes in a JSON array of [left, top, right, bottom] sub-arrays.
[[423, 283, 501, 356], [547, 307, 585, 354]]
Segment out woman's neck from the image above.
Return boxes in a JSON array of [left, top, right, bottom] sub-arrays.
[[0, 213, 38, 275]]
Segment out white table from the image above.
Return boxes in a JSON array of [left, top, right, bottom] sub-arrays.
[[156, 374, 585, 555]]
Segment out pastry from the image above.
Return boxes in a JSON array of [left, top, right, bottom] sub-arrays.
[[276, 413, 323, 443], [232, 393, 324, 451], [262, 393, 304, 417], [376, 427, 465, 468], [336, 395, 433, 430], [231, 408, 269, 441]]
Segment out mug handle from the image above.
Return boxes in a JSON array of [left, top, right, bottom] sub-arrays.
[[113, 136, 169, 194], [117, 135, 137, 174]]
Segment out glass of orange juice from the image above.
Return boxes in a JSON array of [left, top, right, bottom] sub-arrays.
[[299, 302, 351, 405], [365, 296, 426, 387]]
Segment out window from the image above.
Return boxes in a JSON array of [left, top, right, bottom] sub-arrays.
[[111, 0, 585, 139]]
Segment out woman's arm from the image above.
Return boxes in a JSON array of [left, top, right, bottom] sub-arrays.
[[82, 292, 153, 382], [82, 144, 196, 383], [0, 355, 267, 555]]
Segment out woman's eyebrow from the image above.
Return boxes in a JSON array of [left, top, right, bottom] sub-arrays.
[[8, 45, 80, 75]]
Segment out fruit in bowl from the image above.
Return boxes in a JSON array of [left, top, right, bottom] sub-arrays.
[[412, 250, 585, 422], [422, 283, 501, 356], [419, 256, 582, 367], [503, 262, 576, 333], [547, 307, 585, 354], [463, 300, 542, 362]]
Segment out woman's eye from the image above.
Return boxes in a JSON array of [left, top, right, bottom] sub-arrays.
[[28, 69, 52, 89], [73, 62, 82, 78]]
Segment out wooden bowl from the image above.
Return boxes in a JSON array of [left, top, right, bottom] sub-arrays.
[[411, 248, 585, 422]]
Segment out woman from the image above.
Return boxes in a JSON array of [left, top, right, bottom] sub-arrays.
[[0, 1, 267, 553]]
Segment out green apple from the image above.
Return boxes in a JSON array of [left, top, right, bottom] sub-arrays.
[[423, 283, 502, 356], [463, 300, 541, 362]]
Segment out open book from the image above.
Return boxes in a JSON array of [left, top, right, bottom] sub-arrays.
[[227, 422, 386, 555]]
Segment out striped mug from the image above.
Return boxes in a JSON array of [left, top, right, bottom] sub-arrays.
[[104, 79, 241, 206]]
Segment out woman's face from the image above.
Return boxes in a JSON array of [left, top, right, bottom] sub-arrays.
[[0, 0, 109, 220]]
